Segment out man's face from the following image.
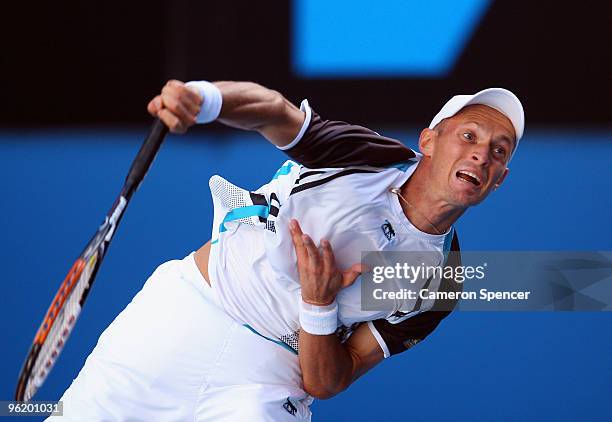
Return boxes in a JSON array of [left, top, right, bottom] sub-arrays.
[[421, 104, 516, 207]]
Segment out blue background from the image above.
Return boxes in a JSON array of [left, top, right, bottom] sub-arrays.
[[1, 128, 610, 421], [293, 0, 491, 77]]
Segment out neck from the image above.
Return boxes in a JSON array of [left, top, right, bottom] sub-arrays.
[[398, 165, 465, 235]]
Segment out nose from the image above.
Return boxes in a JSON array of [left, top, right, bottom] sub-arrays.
[[470, 143, 490, 166]]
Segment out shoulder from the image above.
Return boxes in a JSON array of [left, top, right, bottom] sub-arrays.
[[280, 100, 416, 168]]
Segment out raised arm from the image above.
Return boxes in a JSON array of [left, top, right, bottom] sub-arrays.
[[147, 79, 304, 147], [148, 79, 415, 168]]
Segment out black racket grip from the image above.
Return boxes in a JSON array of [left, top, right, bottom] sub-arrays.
[[124, 119, 169, 198]]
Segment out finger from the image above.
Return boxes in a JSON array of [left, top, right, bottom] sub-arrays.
[[320, 239, 336, 277], [289, 220, 308, 265], [183, 85, 205, 107], [166, 79, 184, 88], [181, 93, 202, 116], [341, 266, 362, 288], [167, 80, 202, 110], [147, 95, 162, 117], [147, 100, 156, 117], [289, 219, 303, 236], [154, 95, 163, 112], [161, 88, 196, 124], [157, 108, 186, 134], [173, 85, 202, 115], [301, 234, 321, 269]]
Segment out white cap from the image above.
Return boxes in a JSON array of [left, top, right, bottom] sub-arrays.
[[429, 88, 525, 153]]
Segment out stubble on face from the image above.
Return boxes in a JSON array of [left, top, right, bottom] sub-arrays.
[[429, 104, 516, 208]]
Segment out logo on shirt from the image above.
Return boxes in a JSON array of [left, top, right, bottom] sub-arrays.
[[283, 397, 297, 416], [381, 219, 396, 241]]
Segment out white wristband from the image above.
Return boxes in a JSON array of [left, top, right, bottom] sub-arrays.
[[185, 80, 223, 124], [299, 299, 338, 335]]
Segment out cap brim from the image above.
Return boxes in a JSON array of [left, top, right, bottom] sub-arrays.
[[429, 88, 524, 143], [465, 88, 524, 141]]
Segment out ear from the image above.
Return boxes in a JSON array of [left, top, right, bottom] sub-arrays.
[[494, 168, 510, 189], [418, 128, 437, 157]]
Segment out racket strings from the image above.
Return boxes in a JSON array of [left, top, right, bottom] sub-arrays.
[[25, 251, 99, 400]]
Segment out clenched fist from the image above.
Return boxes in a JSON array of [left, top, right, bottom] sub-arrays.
[[147, 80, 202, 134]]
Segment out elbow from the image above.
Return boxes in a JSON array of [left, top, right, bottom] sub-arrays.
[[303, 385, 338, 400], [303, 379, 348, 400]]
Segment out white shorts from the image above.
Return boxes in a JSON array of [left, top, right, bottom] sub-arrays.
[[47, 253, 312, 421]]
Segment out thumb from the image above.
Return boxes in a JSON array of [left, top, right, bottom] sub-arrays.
[[185, 84, 204, 104], [341, 263, 364, 288]]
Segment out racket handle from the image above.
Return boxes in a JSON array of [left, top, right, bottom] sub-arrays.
[[124, 119, 169, 198]]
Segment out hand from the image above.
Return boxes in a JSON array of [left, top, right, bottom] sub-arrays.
[[289, 219, 363, 306], [147, 79, 202, 134]]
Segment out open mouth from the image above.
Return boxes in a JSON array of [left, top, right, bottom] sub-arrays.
[[456, 170, 482, 186]]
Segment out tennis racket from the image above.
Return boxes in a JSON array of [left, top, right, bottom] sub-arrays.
[[15, 119, 169, 401]]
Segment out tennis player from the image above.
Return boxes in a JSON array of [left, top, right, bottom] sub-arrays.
[[48, 80, 523, 421]]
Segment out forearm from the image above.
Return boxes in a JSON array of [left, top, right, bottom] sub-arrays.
[[214, 81, 304, 147], [148, 79, 304, 144], [214, 81, 279, 129], [289, 220, 367, 398], [298, 330, 357, 399]]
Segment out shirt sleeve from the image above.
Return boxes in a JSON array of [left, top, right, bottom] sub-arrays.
[[368, 232, 463, 358], [280, 100, 416, 168]]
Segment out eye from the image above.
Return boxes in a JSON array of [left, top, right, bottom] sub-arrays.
[[493, 146, 507, 157], [462, 132, 474, 141]]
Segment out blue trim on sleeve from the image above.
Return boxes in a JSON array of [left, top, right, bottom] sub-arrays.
[[271, 161, 296, 180]]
